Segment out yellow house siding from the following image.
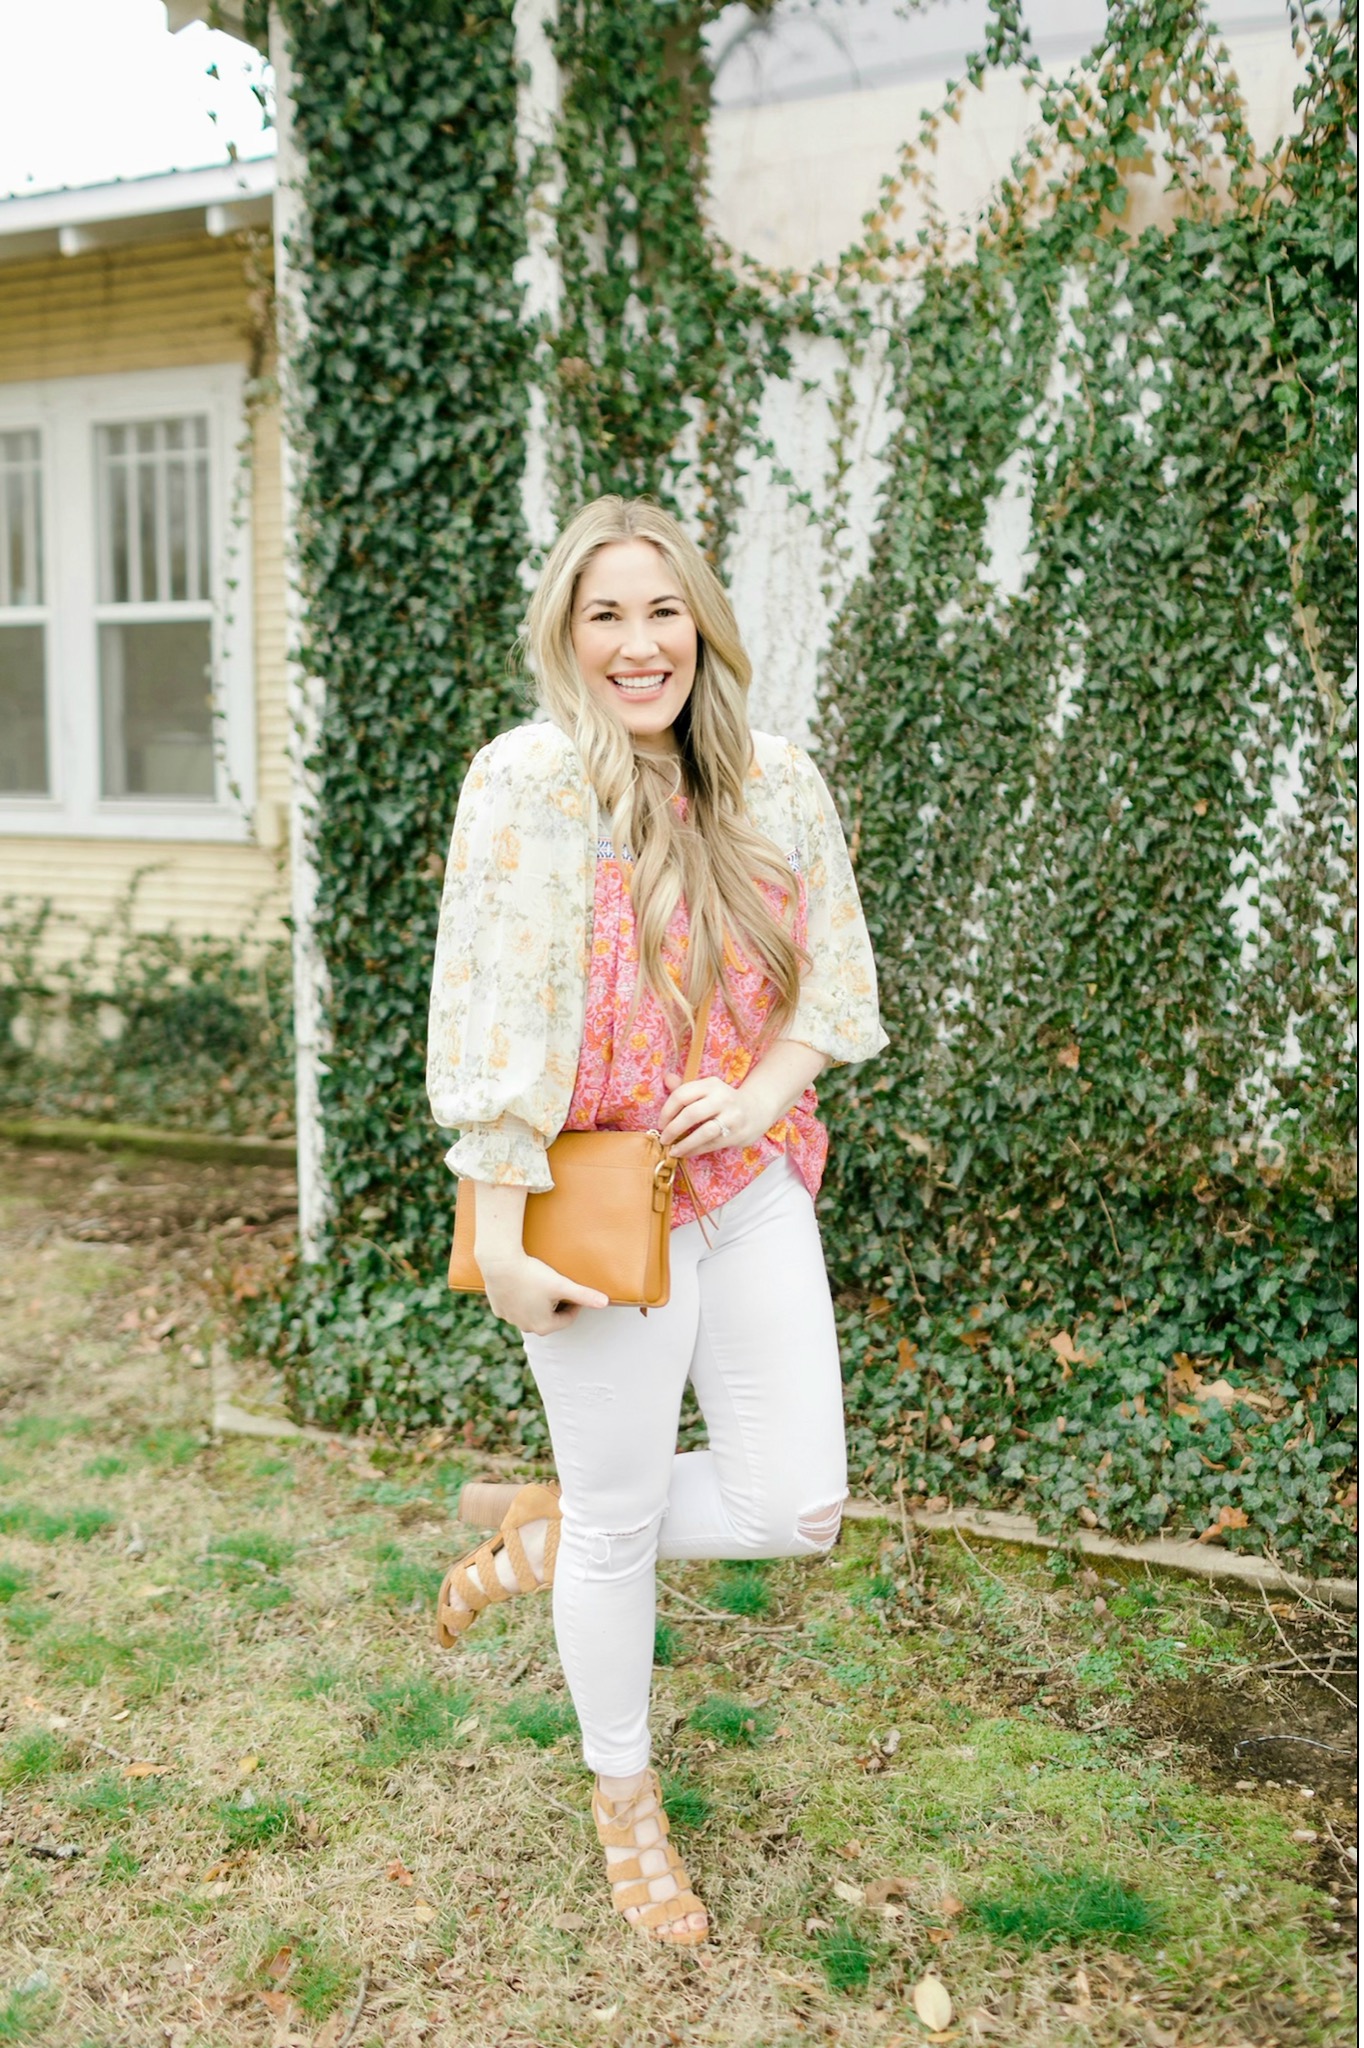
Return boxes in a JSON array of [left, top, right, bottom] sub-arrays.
[[0, 233, 290, 975], [0, 839, 286, 956], [0, 233, 266, 382]]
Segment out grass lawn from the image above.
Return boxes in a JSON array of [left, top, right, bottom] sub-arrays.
[[0, 1144, 1356, 2047]]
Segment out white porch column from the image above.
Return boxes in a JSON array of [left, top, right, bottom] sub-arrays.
[[513, 0, 562, 566], [269, 3, 331, 1257]]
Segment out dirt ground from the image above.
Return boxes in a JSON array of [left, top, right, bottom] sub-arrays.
[[0, 1142, 1356, 2048]]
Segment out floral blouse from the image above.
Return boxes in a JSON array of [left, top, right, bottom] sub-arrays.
[[426, 720, 887, 1193], [565, 819, 825, 1228]]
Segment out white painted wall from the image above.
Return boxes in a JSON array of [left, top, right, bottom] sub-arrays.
[[702, 11, 1314, 750]]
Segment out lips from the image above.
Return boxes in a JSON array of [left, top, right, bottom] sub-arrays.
[[609, 671, 671, 698]]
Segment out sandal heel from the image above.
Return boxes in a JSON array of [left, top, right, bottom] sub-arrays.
[[435, 1482, 561, 1647], [458, 1480, 523, 1528]]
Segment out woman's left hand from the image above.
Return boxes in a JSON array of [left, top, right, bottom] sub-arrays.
[[659, 1072, 762, 1158]]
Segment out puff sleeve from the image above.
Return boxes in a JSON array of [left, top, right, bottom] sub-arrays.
[[426, 724, 595, 1189], [786, 745, 888, 1066]]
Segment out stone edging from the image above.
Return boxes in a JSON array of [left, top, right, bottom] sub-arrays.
[[0, 1117, 297, 1168], [843, 1500, 1358, 1611]]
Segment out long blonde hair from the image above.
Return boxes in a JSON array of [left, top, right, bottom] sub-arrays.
[[521, 496, 805, 1039]]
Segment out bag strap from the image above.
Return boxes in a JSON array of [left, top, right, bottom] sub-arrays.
[[674, 984, 719, 1247], [682, 984, 715, 1084]]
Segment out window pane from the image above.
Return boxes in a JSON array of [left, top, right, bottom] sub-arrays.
[[99, 619, 214, 799], [0, 429, 42, 609], [168, 456, 188, 599], [96, 416, 210, 604], [0, 624, 48, 793]]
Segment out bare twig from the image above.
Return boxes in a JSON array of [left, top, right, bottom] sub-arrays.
[[953, 1527, 1013, 1591], [82, 1736, 132, 1766], [537, 1791, 583, 1820], [335, 1965, 371, 2048], [300, 1864, 389, 1901], [1258, 1652, 1357, 1676], [656, 1580, 799, 1633], [1257, 1584, 1356, 1709], [1320, 1815, 1359, 1894], [1092, 1183, 1129, 1314]]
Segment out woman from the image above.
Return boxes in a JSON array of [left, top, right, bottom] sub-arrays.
[[426, 496, 886, 1946]]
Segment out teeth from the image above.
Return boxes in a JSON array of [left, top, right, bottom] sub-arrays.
[[612, 674, 668, 691]]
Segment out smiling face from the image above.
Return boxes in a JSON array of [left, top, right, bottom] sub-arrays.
[[570, 539, 698, 755]]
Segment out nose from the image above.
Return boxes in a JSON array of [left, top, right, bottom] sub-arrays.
[[619, 632, 660, 661]]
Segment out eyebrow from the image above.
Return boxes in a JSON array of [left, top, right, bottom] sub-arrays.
[[579, 593, 686, 611]]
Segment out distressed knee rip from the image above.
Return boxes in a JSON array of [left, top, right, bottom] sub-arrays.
[[795, 1498, 845, 1554], [562, 1508, 664, 1580]]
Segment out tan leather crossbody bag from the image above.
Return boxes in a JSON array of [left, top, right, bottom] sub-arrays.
[[447, 989, 715, 1312]]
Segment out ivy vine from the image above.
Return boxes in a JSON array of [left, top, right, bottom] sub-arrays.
[[251, 0, 1356, 1569]]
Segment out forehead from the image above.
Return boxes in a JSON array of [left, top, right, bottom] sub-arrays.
[[577, 538, 672, 599]]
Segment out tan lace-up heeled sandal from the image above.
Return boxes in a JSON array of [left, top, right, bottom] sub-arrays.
[[434, 1481, 561, 1648], [592, 1769, 709, 1946]]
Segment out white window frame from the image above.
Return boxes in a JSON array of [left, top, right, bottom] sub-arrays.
[[0, 363, 255, 842]]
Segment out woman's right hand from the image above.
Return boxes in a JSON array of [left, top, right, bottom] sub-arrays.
[[479, 1252, 609, 1335]]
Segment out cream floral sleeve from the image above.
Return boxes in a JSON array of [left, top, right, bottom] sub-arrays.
[[426, 722, 595, 1188], [755, 736, 888, 1066]]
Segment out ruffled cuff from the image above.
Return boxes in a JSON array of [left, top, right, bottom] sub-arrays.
[[443, 1115, 554, 1192], [791, 997, 889, 1068]]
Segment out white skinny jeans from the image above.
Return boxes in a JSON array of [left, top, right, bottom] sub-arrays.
[[522, 1156, 848, 1776]]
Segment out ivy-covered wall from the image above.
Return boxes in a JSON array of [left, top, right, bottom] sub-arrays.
[[816, 3, 1357, 1566], [256, 0, 1356, 1570]]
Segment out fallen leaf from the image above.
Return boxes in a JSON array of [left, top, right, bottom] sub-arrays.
[[1169, 1352, 1202, 1392], [896, 1338, 918, 1374], [237, 1755, 260, 1778], [1050, 1330, 1098, 1368], [386, 1857, 414, 1886], [264, 1946, 294, 1983], [833, 1880, 866, 1907], [257, 1989, 295, 2016], [927, 1926, 953, 1944], [1198, 1504, 1251, 1545], [867, 1297, 893, 1318], [123, 1761, 172, 1779], [912, 1972, 954, 2031], [940, 1893, 964, 1917], [864, 1877, 912, 1907], [552, 1912, 587, 1932], [1073, 1966, 1092, 2008], [1056, 1043, 1080, 1069], [836, 1839, 865, 1860], [591, 2006, 619, 2024], [412, 1899, 439, 1925]]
